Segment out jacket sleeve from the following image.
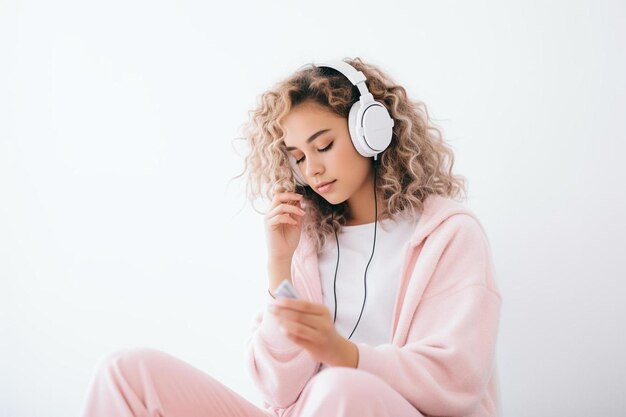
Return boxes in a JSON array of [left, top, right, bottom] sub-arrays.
[[243, 256, 321, 413], [355, 214, 502, 417]]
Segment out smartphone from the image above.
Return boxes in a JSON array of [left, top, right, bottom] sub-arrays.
[[274, 279, 299, 299]]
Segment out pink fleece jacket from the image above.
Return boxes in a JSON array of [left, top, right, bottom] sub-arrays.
[[245, 194, 502, 417]]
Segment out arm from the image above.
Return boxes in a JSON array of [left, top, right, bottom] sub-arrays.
[[244, 256, 320, 410], [355, 215, 502, 416]]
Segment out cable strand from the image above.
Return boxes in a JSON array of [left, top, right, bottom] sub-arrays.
[[347, 160, 379, 340]]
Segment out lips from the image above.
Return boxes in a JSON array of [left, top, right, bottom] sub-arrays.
[[315, 180, 336, 188], [315, 180, 337, 192]]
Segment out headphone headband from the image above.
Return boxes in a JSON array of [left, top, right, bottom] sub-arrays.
[[315, 61, 370, 98]]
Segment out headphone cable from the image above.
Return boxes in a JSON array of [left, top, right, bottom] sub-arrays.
[[332, 158, 379, 340]]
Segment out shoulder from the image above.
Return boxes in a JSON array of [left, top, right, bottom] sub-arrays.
[[409, 194, 489, 248], [438, 212, 487, 242], [414, 200, 498, 297]]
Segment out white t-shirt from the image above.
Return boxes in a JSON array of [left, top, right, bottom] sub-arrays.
[[317, 210, 420, 368]]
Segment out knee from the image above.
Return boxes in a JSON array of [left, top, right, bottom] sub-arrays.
[[305, 367, 383, 401], [96, 347, 165, 376]]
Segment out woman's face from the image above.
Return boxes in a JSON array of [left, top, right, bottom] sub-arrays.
[[282, 100, 373, 205]]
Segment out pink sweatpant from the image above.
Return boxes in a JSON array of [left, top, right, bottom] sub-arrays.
[[80, 348, 425, 417]]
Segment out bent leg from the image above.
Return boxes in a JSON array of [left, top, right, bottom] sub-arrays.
[[80, 348, 272, 417], [288, 367, 425, 417]]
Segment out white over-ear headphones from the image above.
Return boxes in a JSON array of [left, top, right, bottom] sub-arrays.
[[287, 60, 395, 187]]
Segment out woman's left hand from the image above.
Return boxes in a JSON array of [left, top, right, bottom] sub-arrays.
[[268, 298, 357, 367]]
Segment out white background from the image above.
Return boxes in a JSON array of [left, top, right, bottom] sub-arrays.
[[1, 1, 625, 416]]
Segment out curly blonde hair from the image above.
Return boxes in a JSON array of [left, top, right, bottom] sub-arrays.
[[233, 57, 467, 252]]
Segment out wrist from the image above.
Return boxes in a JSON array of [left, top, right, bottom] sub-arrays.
[[329, 336, 359, 368], [268, 256, 293, 267], [267, 258, 292, 291]]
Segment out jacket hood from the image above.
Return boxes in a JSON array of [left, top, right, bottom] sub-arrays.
[[296, 193, 479, 257], [408, 194, 483, 247]]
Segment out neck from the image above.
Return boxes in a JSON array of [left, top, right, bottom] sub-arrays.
[[345, 168, 381, 226]]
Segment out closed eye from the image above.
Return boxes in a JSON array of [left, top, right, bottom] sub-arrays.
[[296, 141, 334, 164]]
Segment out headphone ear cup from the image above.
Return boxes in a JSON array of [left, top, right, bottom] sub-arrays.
[[361, 101, 394, 153], [287, 153, 308, 186], [349, 100, 394, 158], [348, 101, 370, 157]]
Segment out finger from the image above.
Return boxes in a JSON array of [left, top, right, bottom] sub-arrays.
[[275, 298, 327, 315], [271, 192, 303, 206], [280, 320, 318, 343], [267, 203, 306, 219], [272, 305, 328, 329], [267, 213, 298, 227], [265, 204, 305, 228]]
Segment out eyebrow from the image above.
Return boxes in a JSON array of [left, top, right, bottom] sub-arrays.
[[284, 129, 331, 151]]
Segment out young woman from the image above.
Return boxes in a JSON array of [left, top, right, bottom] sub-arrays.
[[80, 57, 502, 417]]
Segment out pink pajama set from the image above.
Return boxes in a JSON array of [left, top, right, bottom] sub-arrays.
[[80, 194, 502, 417]]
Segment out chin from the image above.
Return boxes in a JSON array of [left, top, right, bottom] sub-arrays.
[[322, 194, 347, 206], [313, 183, 347, 205]]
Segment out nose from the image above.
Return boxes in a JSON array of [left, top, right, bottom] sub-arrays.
[[303, 155, 324, 180]]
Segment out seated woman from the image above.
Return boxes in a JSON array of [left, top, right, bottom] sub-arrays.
[[80, 57, 502, 417]]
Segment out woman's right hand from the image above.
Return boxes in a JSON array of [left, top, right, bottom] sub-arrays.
[[264, 191, 306, 261]]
